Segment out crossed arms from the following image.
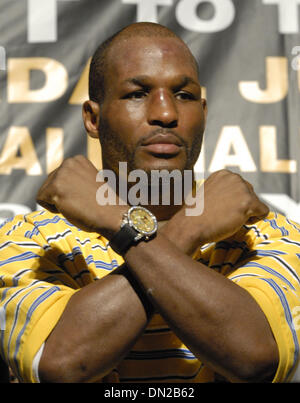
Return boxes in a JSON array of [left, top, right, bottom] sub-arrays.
[[31, 156, 280, 383]]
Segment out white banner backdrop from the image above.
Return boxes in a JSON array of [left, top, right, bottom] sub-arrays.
[[0, 0, 299, 221]]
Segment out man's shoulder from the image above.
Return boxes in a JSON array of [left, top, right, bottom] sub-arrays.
[[200, 211, 300, 255], [244, 211, 300, 244], [0, 210, 69, 236], [0, 209, 101, 243]]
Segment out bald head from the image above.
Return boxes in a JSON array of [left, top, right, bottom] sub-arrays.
[[88, 22, 199, 104]]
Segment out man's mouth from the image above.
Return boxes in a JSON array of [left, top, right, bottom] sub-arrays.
[[141, 133, 182, 157]]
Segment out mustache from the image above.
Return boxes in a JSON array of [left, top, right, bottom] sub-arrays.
[[136, 128, 188, 149]]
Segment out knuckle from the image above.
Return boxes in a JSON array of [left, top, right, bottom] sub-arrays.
[[73, 154, 83, 162], [230, 171, 243, 181], [240, 194, 253, 210], [216, 169, 242, 182], [58, 157, 78, 176], [61, 155, 86, 171], [73, 154, 87, 165], [260, 201, 270, 215], [76, 154, 85, 161], [62, 157, 75, 168], [216, 169, 231, 176], [51, 181, 63, 198]]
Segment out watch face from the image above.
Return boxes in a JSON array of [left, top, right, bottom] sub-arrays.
[[128, 207, 157, 236]]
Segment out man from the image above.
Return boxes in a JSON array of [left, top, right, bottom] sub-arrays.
[[0, 22, 300, 383]]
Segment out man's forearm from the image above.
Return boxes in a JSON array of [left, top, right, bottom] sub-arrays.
[[124, 231, 279, 382], [39, 264, 153, 383]]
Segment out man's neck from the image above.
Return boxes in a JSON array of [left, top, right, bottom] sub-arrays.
[[112, 171, 196, 221], [143, 203, 181, 222]]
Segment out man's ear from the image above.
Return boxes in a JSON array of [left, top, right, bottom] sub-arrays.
[[82, 100, 100, 139]]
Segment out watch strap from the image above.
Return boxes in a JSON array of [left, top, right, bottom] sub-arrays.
[[109, 224, 140, 255]]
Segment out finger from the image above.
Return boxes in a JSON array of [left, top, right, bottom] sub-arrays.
[[246, 199, 269, 224], [36, 167, 59, 195], [36, 168, 60, 210], [241, 179, 269, 221], [36, 200, 59, 214], [244, 180, 254, 193]]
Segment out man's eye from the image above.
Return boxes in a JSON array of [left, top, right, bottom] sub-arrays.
[[176, 92, 196, 100], [124, 91, 147, 99]]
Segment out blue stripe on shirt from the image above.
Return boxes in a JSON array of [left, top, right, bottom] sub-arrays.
[[259, 277, 299, 381]]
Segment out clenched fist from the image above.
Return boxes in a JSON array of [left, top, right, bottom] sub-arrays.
[[36, 155, 127, 237], [162, 169, 269, 254]]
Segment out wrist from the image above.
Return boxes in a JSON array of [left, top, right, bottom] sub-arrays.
[[95, 205, 129, 240], [159, 214, 207, 255], [111, 264, 154, 320], [108, 206, 158, 256]]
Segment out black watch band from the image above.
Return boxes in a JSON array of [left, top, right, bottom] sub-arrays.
[[109, 224, 139, 255]]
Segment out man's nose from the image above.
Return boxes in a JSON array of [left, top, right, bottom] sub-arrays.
[[147, 90, 178, 128]]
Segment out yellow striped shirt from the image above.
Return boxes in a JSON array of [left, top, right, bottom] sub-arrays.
[[0, 209, 300, 382]]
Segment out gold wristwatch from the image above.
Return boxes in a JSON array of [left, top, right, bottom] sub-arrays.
[[109, 206, 158, 255]]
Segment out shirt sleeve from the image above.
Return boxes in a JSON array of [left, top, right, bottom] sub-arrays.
[[0, 220, 79, 382], [226, 214, 300, 382]]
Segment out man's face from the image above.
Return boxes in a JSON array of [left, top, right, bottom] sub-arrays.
[[97, 35, 207, 175]]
